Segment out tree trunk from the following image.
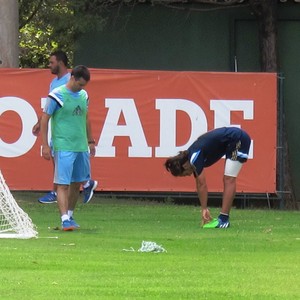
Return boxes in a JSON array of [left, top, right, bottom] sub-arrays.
[[0, 0, 19, 68], [250, 0, 297, 209], [249, 0, 278, 72]]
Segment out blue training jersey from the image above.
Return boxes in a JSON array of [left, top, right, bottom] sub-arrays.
[[187, 127, 250, 176]]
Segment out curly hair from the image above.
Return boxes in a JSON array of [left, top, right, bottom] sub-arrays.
[[164, 150, 189, 176]]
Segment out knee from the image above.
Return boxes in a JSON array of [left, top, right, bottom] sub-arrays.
[[223, 175, 236, 185]]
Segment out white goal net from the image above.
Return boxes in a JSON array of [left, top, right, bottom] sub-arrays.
[[0, 171, 38, 239]]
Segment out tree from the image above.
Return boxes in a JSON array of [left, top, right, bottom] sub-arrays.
[[249, 0, 278, 72], [0, 0, 19, 67]]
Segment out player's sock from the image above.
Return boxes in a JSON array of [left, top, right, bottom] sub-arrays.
[[218, 213, 229, 222], [68, 210, 74, 218], [83, 181, 90, 188], [61, 214, 69, 222]]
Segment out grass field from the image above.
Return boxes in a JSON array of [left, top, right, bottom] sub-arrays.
[[0, 192, 299, 300]]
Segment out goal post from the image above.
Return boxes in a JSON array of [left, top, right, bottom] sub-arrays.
[[0, 171, 38, 239]]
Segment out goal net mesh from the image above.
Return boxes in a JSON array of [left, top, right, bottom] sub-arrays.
[[0, 171, 38, 239]]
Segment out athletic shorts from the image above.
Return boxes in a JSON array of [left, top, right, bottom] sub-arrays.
[[224, 130, 251, 177], [53, 151, 90, 185], [226, 130, 251, 163]]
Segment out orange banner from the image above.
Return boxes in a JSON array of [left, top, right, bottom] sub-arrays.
[[0, 69, 277, 193]]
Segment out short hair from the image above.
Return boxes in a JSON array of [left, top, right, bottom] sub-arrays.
[[71, 65, 90, 82], [50, 50, 68, 67], [165, 151, 189, 176]]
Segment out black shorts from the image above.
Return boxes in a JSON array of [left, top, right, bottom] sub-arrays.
[[226, 130, 251, 163]]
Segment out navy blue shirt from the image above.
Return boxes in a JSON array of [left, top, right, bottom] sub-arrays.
[[187, 127, 251, 176]]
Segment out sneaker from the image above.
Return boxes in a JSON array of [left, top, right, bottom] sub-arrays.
[[38, 191, 57, 204], [203, 218, 230, 229], [217, 219, 230, 228], [62, 220, 75, 231], [69, 217, 80, 229], [83, 180, 98, 204]]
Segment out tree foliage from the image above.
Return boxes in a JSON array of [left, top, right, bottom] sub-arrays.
[[19, 0, 107, 68]]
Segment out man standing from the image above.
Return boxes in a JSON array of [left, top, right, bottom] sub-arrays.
[[40, 65, 95, 230], [165, 127, 251, 229], [33, 50, 97, 204]]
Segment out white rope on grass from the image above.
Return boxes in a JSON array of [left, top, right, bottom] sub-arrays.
[[122, 241, 167, 253], [122, 246, 135, 252]]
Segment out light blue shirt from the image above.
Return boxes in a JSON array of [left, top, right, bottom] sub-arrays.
[[49, 73, 71, 92]]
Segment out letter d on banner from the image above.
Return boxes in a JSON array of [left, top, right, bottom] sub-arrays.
[[155, 99, 207, 157]]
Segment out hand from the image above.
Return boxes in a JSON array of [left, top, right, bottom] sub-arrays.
[[89, 144, 96, 157], [32, 122, 40, 136], [201, 208, 212, 225], [42, 145, 51, 160]]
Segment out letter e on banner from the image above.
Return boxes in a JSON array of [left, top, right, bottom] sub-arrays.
[[210, 100, 254, 128]]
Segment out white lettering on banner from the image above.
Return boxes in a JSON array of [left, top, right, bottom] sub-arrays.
[[210, 100, 254, 128], [1, 97, 254, 158], [155, 99, 207, 157], [97, 98, 152, 157], [96, 98, 254, 158], [0, 97, 37, 157], [210, 100, 254, 158]]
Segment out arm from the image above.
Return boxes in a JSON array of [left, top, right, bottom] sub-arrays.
[[40, 112, 51, 160], [86, 112, 95, 157], [195, 170, 212, 225]]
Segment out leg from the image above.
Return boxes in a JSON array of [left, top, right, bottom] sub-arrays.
[[64, 182, 81, 229], [56, 184, 69, 216], [53, 151, 76, 230], [57, 184, 76, 231], [221, 175, 236, 214], [222, 159, 243, 214], [203, 160, 241, 229], [68, 182, 81, 211]]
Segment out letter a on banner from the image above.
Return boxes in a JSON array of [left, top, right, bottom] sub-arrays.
[[97, 98, 152, 157]]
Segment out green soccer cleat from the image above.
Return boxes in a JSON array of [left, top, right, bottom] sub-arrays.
[[203, 218, 230, 229], [203, 218, 219, 228]]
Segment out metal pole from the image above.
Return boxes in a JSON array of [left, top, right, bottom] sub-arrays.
[[277, 73, 285, 209]]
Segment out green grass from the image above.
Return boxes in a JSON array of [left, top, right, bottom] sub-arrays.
[[0, 192, 299, 300]]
